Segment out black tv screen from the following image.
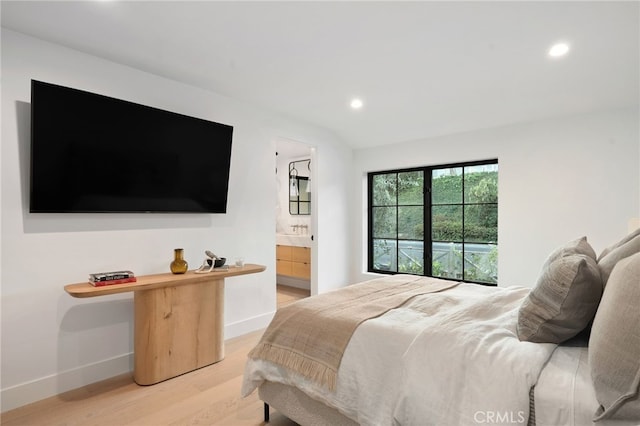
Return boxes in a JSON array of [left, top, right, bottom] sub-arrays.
[[29, 80, 233, 213]]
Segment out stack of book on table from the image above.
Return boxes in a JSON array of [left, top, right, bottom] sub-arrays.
[[89, 270, 136, 286]]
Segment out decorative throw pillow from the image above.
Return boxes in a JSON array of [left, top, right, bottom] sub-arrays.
[[589, 252, 640, 421], [597, 228, 640, 287], [517, 237, 602, 344]]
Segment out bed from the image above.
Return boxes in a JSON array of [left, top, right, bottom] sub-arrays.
[[242, 231, 640, 426]]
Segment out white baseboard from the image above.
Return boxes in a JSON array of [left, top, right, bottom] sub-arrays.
[[1, 312, 275, 413], [1, 353, 132, 413], [224, 310, 275, 339]]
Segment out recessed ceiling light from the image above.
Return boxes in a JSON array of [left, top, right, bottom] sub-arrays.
[[350, 98, 363, 110], [548, 42, 570, 58]]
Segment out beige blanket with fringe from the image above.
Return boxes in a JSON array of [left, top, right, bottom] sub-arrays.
[[248, 274, 459, 391]]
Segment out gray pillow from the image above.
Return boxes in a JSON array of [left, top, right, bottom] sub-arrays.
[[598, 228, 640, 287], [517, 237, 602, 343], [589, 252, 640, 421]]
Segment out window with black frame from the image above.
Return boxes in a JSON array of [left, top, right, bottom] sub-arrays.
[[368, 159, 498, 285]]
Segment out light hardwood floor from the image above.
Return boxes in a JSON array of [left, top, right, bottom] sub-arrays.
[[276, 285, 310, 308], [1, 286, 310, 426]]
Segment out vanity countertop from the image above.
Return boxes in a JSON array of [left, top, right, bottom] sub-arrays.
[[276, 234, 312, 247]]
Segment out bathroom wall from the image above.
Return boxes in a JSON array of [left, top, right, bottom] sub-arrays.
[[276, 147, 312, 236], [276, 152, 313, 235]]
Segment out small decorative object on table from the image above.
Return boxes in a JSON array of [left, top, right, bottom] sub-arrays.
[[170, 248, 188, 274], [195, 250, 227, 273], [89, 270, 136, 286]]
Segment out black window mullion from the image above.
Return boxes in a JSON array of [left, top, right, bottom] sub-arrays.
[[425, 167, 432, 277], [461, 167, 466, 280], [395, 173, 399, 273]]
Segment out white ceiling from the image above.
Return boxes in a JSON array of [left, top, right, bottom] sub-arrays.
[[2, 1, 638, 149]]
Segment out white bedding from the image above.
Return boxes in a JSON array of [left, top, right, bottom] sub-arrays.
[[242, 283, 556, 426], [535, 345, 639, 426], [393, 284, 556, 425]]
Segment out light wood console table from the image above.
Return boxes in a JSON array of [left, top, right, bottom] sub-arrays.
[[65, 264, 266, 385]]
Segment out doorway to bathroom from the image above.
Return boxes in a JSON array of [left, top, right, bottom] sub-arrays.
[[275, 137, 315, 299]]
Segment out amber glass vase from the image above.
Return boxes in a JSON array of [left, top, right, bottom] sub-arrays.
[[170, 248, 188, 274]]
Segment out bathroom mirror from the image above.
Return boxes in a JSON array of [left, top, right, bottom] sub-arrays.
[[289, 159, 311, 215]]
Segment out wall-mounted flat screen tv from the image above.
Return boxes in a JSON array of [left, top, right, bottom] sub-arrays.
[[30, 80, 233, 213]]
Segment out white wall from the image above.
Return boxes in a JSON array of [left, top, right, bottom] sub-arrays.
[[352, 108, 640, 287], [0, 29, 353, 411]]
